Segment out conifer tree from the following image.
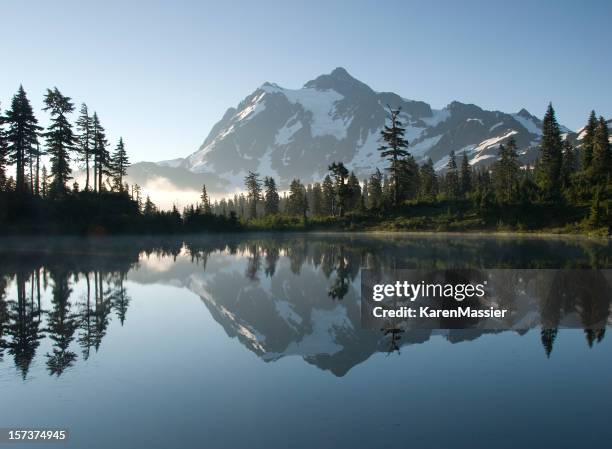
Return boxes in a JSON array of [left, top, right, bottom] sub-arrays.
[[378, 106, 410, 206], [0, 104, 7, 190], [244, 171, 262, 219], [328, 162, 349, 216], [76, 104, 94, 190], [581, 110, 598, 170], [361, 179, 369, 207], [492, 138, 520, 203], [200, 183, 212, 214], [560, 140, 577, 191], [419, 158, 438, 201], [346, 171, 362, 211], [321, 175, 335, 216], [43, 87, 76, 196], [111, 137, 129, 191], [367, 169, 383, 209], [287, 179, 308, 219], [588, 187, 602, 228], [460, 152, 472, 197], [41, 165, 48, 197], [263, 176, 280, 216], [591, 117, 610, 182], [91, 113, 110, 192], [4, 86, 41, 193], [143, 196, 157, 215], [311, 182, 324, 216], [395, 156, 420, 201], [445, 151, 459, 199], [537, 103, 563, 199]]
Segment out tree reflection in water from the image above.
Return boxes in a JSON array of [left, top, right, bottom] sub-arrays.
[[0, 234, 610, 378]]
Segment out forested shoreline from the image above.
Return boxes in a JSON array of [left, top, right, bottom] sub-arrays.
[[0, 86, 610, 236]]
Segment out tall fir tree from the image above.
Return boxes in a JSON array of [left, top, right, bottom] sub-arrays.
[[560, 140, 577, 191], [459, 151, 472, 197], [492, 139, 520, 203], [111, 137, 129, 191], [91, 112, 110, 192], [310, 182, 324, 216], [43, 88, 76, 196], [346, 171, 362, 212], [76, 103, 94, 190], [591, 116, 610, 182], [367, 169, 384, 209], [287, 179, 308, 219], [0, 103, 7, 190], [445, 150, 459, 199], [244, 171, 262, 219], [378, 106, 410, 206], [419, 158, 438, 201], [321, 175, 335, 216], [581, 110, 598, 170], [537, 103, 563, 199], [200, 184, 212, 214], [263, 176, 280, 216], [4, 86, 40, 193], [40, 165, 48, 197], [328, 162, 349, 216]]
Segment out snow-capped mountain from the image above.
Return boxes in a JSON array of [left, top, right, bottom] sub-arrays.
[[169, 67, 571, 188]]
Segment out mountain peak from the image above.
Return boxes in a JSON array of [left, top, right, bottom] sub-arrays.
[[517, 108, 534, 118], [330, 66, 352, 79], [303, 67, 373, 96]]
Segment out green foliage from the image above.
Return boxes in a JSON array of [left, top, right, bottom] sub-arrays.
[[328, 162, 349, 216], [287, 179, 308, 218], [43, 87, 76, 197], [492, 138, 520, 203], [111, 137, 129, 191], [536, 103, 563, 199], [263, 176, 279, 216], [244, 170, 262, 219], [378, 106, 410, 206], [4, 86, 41, 193], [445, 150, 460, 199]]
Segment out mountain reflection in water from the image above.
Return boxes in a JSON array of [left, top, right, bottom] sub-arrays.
[[0, 233, 611, 378]]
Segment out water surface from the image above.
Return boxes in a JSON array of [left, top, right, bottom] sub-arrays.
[[1, 233, 611, 449]]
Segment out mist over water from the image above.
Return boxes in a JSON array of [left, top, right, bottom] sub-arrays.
[[1, 233, 611, 449]]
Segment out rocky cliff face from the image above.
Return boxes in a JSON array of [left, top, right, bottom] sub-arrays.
[[176, 67, 571, 188]]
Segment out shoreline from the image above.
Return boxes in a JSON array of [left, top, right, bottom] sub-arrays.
[[0, 228, 609, 242]]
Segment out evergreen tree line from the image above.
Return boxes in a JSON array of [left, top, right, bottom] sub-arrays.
[[198, 103, 609, 231], [0, 85, 130, 196], [1, 86, 609, 234]]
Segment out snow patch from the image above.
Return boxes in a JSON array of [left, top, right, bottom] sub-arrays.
[[489, 122, 504, 132], [422, 108, 450, 127], [275, 116, 303, 145], [263, 84, 350, 140], [410, 134, 443, 159], [512, 113, 541, 135]]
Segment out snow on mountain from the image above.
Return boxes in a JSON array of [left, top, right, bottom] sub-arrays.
[[144, 68, 576, 191]]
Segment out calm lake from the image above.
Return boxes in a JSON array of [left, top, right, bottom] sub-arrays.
[[1, 233, 611, 449]]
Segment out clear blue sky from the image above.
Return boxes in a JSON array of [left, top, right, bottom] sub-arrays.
[[3, 0, 611, 162]]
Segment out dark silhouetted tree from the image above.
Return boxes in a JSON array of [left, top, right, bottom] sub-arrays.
[[5, 86, 40, 193], [76, 103, 94, 190], [263, 176, 279, 216], [111, 137, 129, 191], [43, 88, 76, 196], [536, 103, 563, 199], [378, 106, 410, 206], [244, 171, 262, 219]]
